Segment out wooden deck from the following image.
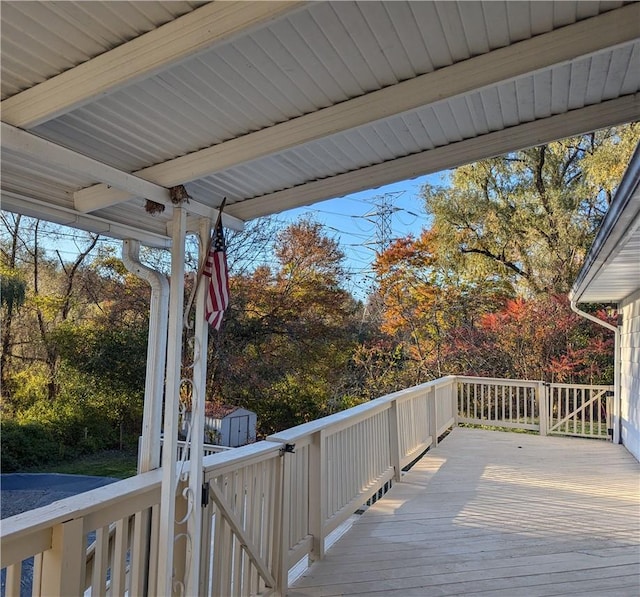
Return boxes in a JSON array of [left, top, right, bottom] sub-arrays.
[[290, 428, 640, 596]]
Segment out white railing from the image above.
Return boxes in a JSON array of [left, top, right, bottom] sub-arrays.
[[1, 469, 164, 597], [547, 383, 613, 439], [0, 375, 612, 596], [456, 376, 543, 432], [174, 438, 233, 460], [456, 377, 614, 439]]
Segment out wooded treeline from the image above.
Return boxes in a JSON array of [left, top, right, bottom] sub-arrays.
[[1, 126, 636, 470]]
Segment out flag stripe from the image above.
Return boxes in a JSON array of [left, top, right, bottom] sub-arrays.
[[202, 219, 229, 330]]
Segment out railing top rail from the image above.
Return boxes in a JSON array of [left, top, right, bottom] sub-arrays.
[[202, 440, 281, 475], [0, 467, 163, 543], [174, 438, 233, 451], [548, 382, 614, 390], [455, 375, 540, 387], [269, 376, 457, 443]]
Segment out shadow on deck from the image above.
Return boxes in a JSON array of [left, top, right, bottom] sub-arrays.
[[291, 428, 640, 596]]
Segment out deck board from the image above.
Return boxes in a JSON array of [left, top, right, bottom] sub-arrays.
[[290, 428, 640, 596]]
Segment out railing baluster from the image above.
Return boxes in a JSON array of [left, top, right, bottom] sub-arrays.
[[473, 383, 477, 421], [111, 518, 128, 596], [32, 553, 43, 597], [389, 400, 402, 482], [584, 388, 589, 435], [92, 525, 110, 597], [130, 510, 150, 596], [309, 430, 325, 561], [5, 562, 21, 596]]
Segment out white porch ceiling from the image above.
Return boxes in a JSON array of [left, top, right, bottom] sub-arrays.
[[1, 1, 639, 246]]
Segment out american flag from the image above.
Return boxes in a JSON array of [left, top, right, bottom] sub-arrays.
[[202, 217, 229, 330]]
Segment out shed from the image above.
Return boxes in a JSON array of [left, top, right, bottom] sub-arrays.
[[184, 403, 257, 448]]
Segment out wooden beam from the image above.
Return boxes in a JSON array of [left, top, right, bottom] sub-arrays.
[[0, 1, 306, 129], [73, 4, 640, 212], [0, 192, 172, 248], [226, 95, 640, 220], [75, 184, 244, 231]]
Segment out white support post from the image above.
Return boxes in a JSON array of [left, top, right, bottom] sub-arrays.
[[39, 518, 85, 596], [185, 217, 212, 596], [158, 206, 187, 596], [308, 430, 326, 561], [388, 400, 402, 482], [453, 378, 460, 426], [538, 382, 549, 436], [427, 387, 438, 448], [276, 447, 292, 594]]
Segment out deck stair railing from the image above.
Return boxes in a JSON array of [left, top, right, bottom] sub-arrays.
[[0, 375, 613, 596]]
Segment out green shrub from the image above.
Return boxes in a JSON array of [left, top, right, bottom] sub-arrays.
[[0, 419, 59, 471]]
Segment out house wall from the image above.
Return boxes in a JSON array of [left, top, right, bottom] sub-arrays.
[[619, 288, 640, 461]]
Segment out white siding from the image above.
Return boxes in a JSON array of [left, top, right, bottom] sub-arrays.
[[619, 288, 640, 461]]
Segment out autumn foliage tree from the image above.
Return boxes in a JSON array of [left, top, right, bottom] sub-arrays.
[[209, 219, 360, 435], [372, 229, 513, 381], [369, 127, 635, 387], [443, 295, 615, 384]]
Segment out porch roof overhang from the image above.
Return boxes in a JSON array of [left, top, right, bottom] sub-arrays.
[[570, 142, 640, 304], [2, 1, 640, 247]]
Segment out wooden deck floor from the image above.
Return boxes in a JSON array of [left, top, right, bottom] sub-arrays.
[[290, 428, 640, 596]]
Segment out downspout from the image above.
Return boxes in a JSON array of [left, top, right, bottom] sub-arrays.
[[570, 301, 620, 444], [123, 240, 169, 473]]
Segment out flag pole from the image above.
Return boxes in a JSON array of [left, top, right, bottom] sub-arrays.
[[183, 198, 226, 328]]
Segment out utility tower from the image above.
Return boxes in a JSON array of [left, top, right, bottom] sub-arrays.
[[360, 191, 404, 257], [356, 191, 404, 328]]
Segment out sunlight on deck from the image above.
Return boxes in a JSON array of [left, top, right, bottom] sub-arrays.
[[291, 428, 640, 597]]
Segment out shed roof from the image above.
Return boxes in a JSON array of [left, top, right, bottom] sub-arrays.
[[186, 403, 245, 419], [2, 1, 639, 246]]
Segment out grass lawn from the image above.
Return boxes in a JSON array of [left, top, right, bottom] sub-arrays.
[[25, 450, 138, 479]]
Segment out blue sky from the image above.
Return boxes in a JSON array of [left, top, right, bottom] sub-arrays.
[[25, 170, 448, 301], [276, 171, 447, 299]]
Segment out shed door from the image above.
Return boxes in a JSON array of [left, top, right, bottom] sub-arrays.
[[229, 415, 250, 447]]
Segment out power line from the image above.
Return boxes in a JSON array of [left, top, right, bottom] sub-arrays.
[[355, 191, 405, 257]]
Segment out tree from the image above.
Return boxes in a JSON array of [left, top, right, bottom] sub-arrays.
[[210, 218, 361, 434], [442, 295, 615, 384], [372, 230, 512, 381], [423, 125, 638, 295], [1, 213, 27, 390]]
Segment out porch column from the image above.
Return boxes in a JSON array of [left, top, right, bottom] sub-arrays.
[[185, 217, 212, 595], [158, 206, 187, 596]]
